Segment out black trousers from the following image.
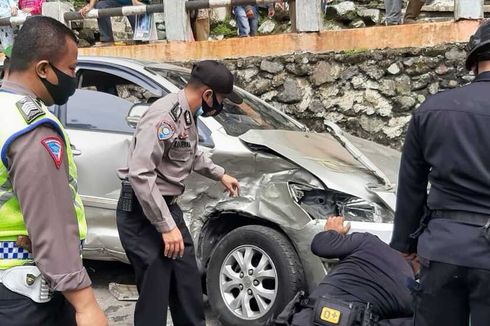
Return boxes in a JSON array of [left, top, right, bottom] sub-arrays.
[[414, 260, 490, 326], [0, 284, 75, 326], [116, 198, 205, 326]]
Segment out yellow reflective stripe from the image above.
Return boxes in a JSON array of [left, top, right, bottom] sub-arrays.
[[0, 259, 33, 269]]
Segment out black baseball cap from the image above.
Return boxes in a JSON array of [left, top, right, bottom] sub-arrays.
[[191, 60, 243, 104], [466, 20, 490, 70]]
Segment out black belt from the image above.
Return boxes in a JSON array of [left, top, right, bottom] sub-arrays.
[[431, 210, 490, 227]]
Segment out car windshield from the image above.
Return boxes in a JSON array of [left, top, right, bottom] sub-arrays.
[[148, 68, 304, 136]]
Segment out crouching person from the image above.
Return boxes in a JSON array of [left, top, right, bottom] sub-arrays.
[[276, 216, 416, 326]]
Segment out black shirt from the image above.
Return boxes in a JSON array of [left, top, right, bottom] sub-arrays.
[[310, 231, 413, 319], [391, 72, 490, 269]]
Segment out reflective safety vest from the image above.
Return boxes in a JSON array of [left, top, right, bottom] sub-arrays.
[[0, 92, 87, 269]]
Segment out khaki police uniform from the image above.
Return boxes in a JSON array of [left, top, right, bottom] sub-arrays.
[[0, 80, 90, 326], [117, 89, 224, 326]]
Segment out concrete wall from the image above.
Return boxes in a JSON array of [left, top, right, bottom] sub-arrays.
[[79, 21, 478, 61]]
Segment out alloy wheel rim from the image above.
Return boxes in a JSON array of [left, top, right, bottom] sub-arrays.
[[219, 245, 278, 320]]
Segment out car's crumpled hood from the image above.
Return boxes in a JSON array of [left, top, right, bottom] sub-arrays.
[[239, 129, 399, 210]]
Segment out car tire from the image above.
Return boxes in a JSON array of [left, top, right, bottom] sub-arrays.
[[207, 225, 304, 326]]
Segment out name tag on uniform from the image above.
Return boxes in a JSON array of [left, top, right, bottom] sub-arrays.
[[172, 140, 191, 149]]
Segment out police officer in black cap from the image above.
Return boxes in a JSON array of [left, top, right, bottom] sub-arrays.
[[391, 20, 490, 326], [117, 60, 241, 326]]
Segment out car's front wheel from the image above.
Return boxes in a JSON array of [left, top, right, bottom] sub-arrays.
[[207, 225, 304, 326]]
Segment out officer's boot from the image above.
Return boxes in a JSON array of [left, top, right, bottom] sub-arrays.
[[404, 0, 425, 24]]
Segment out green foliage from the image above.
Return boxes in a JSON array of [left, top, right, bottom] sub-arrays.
[[72, 0, 87, 10], [210, 19, 237, 38]]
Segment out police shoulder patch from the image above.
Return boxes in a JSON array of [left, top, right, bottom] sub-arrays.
[[157, 121, 174, 141], [16, 96, 45, 124], [41, 136, 64, 169], [169, 103, 182, 122]]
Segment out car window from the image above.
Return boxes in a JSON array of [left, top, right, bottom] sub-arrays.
[[215, 95, 303, 137], [78, 69, 160, 104], [66, 89, 134, 134], [149, 68, 188, 89], [148, 68, 303, 137]]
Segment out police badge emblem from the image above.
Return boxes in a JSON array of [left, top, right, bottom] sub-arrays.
[[158, 121, 174, 141]]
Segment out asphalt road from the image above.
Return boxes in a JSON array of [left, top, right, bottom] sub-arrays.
[[86, 260, 221, 326]]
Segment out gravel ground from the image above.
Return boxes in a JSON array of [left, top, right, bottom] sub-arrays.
[[86, 260, 221, 326]]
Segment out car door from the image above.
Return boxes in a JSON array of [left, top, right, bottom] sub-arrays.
[[60, 66, 165, 261], [62, 89, 135, 260]]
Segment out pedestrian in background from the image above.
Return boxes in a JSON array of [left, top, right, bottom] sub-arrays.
[[234, 4, 275, 37], [190, 8, 210, 41], [383, 0, 428, 25], [18, 0, 43, 15], [391, 20, 490, 326], [0, 0, 18, 54], [79, 0, 136, 44]]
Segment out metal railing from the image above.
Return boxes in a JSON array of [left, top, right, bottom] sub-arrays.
[[0, 0, 277, 26], [0, 0, 484, 39]]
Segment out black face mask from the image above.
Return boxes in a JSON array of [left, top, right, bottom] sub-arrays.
[[201, 91, 224, 117], [39, 63, 77, 106]]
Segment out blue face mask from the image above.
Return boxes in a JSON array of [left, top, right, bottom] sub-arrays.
[[195, 107, 204, 117]]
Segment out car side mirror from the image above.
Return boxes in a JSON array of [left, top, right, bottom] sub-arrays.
[[126, 103, 150, 128]]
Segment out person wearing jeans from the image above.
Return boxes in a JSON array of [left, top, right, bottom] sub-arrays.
[[79, 0, 136, 43], [234, 5, 259, 37], [234, 4, 275, 37], [383, 0, 402, 25], [384, 0, 429, 25]]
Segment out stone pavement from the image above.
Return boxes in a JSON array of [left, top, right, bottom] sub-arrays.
[[86, 260, 221, 326]]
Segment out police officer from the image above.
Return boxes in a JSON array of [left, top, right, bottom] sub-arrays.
[[282, 217, 414, 326], [391, 20, 490, 326], [117, 60, 242, 326], [0, 17, 107, 326]]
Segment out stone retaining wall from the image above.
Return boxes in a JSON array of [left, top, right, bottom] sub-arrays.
[[216, 44, 470, 150]]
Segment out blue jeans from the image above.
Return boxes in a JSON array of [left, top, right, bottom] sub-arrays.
[[234, 6, 258, 37]]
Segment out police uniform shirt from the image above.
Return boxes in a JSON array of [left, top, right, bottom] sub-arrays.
[[392, 72, 490, 270], [2, 80, 91, 291], [118, 90, 225, 233]]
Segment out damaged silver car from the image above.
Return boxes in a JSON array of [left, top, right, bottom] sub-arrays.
[[48, 56, 400, 326]]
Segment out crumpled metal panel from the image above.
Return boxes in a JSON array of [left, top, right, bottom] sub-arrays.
[[180, 148, 323, 242], [239, 129, 395, 206]]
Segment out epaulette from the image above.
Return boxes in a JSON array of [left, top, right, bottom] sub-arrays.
[[16, 96, 45, 124], [169, 102, 182, 122]]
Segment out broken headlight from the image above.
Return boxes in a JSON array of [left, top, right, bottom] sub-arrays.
[[288, 183, 393, 223], [336, 197, 392, 223]]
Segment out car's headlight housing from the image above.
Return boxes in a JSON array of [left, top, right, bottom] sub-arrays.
[[288, 183, 393, 223], [336, 197, 392, 223]]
